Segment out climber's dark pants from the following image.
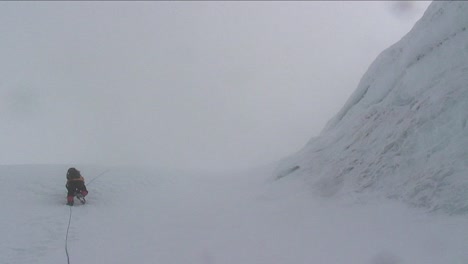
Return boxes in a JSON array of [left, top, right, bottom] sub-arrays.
[[66, 181, 88, 197]]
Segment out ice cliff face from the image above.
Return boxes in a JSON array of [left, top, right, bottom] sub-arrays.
[[276, 1, 468, 214]]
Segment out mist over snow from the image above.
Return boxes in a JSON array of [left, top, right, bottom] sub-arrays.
[[2, 2, 468, 264], [276, 1, 468, 215], [0, 1, 431, 172]]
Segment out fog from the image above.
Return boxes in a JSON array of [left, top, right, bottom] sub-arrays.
[[0, 1, 430, 172]]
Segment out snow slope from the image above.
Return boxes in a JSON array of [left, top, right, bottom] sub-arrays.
[[1, 165, 468, 264], [276, 1, 468, 214]]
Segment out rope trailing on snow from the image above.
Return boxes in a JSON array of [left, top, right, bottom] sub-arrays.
[[65, 205, 72, 264], [64, 169, 110, 264], [87, 169, 110, 186]]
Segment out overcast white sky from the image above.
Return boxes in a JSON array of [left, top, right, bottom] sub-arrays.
[[0, 1, 431, 172]]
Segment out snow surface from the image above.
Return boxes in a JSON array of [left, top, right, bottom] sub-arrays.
[[3, 2, 468, 264], [277, 1, 468, 214], [1, 164, 468, 264]]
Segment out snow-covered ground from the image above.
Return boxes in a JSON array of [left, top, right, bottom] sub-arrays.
[[1, 165, 467, 264]]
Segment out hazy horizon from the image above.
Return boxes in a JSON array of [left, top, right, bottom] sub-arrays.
[[0, 1, 431, 172]]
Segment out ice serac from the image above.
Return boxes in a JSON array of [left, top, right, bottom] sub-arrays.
[[276, 1, 468, 214]]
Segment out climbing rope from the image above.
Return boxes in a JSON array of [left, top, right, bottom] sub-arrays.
[[65, 206, 72, 264], [87, 169, 110, 185], [64, 169, 110, 264]]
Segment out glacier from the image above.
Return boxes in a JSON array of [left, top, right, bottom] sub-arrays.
[[3, 2, 468, 264], [276, 1, 468, 214]]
